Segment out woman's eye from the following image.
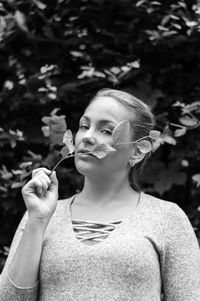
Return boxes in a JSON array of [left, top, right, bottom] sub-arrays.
[[79, 125, 88, 130], [101, 129, 113, 135]]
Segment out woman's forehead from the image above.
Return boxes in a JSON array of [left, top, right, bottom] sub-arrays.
[[83, 96, 132, 122]]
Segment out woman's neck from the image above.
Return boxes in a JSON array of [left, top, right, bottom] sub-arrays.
[[78, 173, 138, 207]]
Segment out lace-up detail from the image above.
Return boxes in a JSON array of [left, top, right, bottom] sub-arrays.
[[72, 219, 122, 245]]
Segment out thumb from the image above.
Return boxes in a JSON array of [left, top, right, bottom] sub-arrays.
[[49, 171, 58, 189]]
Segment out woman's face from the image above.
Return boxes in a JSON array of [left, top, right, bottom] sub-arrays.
[[74, 96, 135, 178]]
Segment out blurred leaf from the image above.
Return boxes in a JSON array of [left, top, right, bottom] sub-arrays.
[[112, 121, 130, 145], [179, 115, 199, 127], [92, 144, 116, 159], [33, 0, 47, 10], [62, 130, 75, 155], [192, 174, 200, 187], [137, 140, 152, 153], [174, 127, 187, 137], [143, 161, 187, 194], [14, 10, 28, 32], [41, 126, 50, 137], [60, 145, 70, 158], [149, 130, 161, 140], [11, 182, 26, 189]]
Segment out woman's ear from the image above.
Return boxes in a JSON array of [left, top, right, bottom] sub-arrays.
[[129, 145, 146, 165]]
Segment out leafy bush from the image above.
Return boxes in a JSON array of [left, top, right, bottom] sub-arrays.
[[0, 0, 200, 272]]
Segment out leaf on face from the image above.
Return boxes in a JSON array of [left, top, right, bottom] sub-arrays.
[[91, 144, 116, 159], [112, 120, 130, 145], [62, 130, 75, 154], [137, 140, 152, 153], [60, 145, 70, 158], [149, 130, 161, 140]]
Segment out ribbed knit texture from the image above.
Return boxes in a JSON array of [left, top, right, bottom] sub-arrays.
[[0, 192, 200, 301]]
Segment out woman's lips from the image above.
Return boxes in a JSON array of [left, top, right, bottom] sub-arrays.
[[76, 149, 95, 158], [77, 149, 92, 155]]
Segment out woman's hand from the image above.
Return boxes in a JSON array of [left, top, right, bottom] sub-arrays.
[[22, 168, 58, 222]]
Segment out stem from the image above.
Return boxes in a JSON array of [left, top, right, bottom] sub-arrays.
[[170, 123, 185, 129], [113, 141, 137, 147], [50, 152, 92, 175], [113, 135, 150, 147]]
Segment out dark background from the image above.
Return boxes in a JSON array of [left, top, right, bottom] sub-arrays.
[[0, 0, 200, 272]]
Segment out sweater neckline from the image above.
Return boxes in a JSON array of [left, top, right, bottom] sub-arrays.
[[66, 191, 145, 248]]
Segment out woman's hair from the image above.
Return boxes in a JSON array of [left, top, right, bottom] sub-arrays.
[[91, 88, 155, 191]]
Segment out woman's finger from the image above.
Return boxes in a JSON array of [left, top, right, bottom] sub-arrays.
[[35, 172, 51, 187], [33, 178, 43, 195], [32, 168, 52, 179]]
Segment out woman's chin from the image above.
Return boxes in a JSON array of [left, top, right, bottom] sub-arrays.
[[75, 160, 98, 176]]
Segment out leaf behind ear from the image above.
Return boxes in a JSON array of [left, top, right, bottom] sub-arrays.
[[137, 140, 152, 153], [112, 120, 130, 145], [149, 130, 161, 140], [63, 130, 75, 154], [91, 144, 116, 159]]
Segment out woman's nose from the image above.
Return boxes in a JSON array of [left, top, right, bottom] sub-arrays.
[[82, 130, 96, 145]]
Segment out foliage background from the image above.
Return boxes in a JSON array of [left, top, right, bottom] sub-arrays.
[[0, 0, 200, 275]]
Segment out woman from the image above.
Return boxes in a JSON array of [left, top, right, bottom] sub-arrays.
[[0, 89, 200, 301]]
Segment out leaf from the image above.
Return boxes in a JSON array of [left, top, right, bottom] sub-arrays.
[[38, 87, 48, 92], [62, 130, 75, 154], [174, 127, 187, 137], [41, 116, 51, 125], [11, 169, 22, 175], [192, 174, 200, 187], [112, 121, 130, 145], [60, 145, 70, 158], [48, 93, 57, 100], [154, 169, 186, 195], [11, 182, 26, 189], [32, 0, 47, 10], [152, 137, 163, 152], [136, 0, 147, 7], [91, 144, 116, 159], [137, 140, 152, 153], [19, 162, 33, 169], [179, 115, 199, 127], [149, 130, 161, 140], [14, 10, 28, 32], [162, 135, 177, 145], [41, 126, 50, 137]]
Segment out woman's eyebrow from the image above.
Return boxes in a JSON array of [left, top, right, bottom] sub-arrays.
[[80, 115, 116, 125]]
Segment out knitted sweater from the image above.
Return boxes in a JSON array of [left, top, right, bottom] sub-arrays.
[[0, 192, 200, 301]]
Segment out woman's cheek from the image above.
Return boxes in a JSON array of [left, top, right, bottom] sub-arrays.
[[74, 132, 81, 146]]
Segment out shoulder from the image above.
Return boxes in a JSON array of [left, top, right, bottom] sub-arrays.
[[143, 193, 187, 220], [141, 192, 190, 225]]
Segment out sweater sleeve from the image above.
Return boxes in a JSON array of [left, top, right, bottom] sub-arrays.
[[0, 211, 39, 301], [161, 203, 200, 301]]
